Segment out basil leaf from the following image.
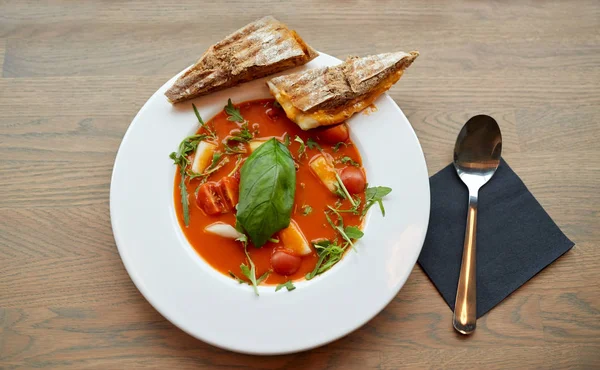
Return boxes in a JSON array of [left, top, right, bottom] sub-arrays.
[[236, 138, 296, 247]]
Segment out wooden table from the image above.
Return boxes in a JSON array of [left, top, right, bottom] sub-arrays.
[[1, 1, 599, 368]]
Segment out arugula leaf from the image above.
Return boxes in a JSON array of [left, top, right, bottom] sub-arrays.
[[170, 134, 207, 226], [344, 225, 364, 240], [256, 270, 271, 285], [240, 245, 263, 295], [294, 136, 307, 159], [228, 270, 245, 284], [275, 281, 296, 292], [192, 103, 216, 138], [223, 122, 253, 154], [225, 98, 245, 123], [306, 240, 346, 279], [334, 173, 357, 208], [363, 186, 392, 216], [236, 138, 296, 247], [332, 142, 347, 152], [306, 138, 322, 151], [284, 133, 291, 146], [179, 168, 190, 226], [302, 204, 313, 216], [339, 156, 359, 167]]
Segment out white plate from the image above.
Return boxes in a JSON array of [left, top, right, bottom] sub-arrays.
[[110, 52, 430, 355]]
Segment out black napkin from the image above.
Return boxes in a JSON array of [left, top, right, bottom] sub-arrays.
[[418, 158, 574, 318]]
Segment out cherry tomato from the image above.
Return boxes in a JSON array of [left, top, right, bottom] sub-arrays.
[[317, 123, 349, 144], [196, 182, 226, 215], [218, 176, 239, 210], [270, 250, 302, 276], [340, 166, 366, 194]]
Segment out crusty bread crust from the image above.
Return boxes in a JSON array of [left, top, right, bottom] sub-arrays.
[[268, 51, 418, 113], [165, 16, 318, 104]]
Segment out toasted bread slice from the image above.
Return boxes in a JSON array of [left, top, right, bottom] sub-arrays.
[[165, 16, 318, 104], [267, 51, 418, 130]]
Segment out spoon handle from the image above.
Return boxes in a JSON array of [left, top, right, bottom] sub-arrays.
[[453, 188, 478, 334]]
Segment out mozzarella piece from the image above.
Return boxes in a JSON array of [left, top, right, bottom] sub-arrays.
[[204, 222, 244, 239], [248, 136, 281, 152], [248, 138, 269, 152], [279, 220, 312, 255], [309, 154, 338, 192], [191, 141, 218, 173]]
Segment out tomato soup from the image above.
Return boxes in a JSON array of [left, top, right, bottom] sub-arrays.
[[173, 99, 366, 285]]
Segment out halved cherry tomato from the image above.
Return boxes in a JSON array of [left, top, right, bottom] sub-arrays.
[[340, 166, 366, 194], [270, 249, 302, 276], [218, 176, 239, 210], [317, 123, 349, 144], [196, 182, 226, 215]]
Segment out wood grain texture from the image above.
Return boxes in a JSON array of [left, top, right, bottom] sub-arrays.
[[1, 0, 599, 368]]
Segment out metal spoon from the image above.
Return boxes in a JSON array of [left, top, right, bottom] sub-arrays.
[[452, 115, 502, 334]]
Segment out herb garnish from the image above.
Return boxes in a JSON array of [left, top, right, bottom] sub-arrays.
[[273, 101, 282, 110], [275, 281, 296, 292], [306, 240, 346, 279], [224, 98, 245, 123], [294, 136, 307, 159], [302, 204, 313, 216], [363, 186, 392, 216], [307, 138, 322, 151], [334, 173, 357, 208], [223, 121, 253, 154], [240, 244, 270, 295], [236, 138, 296, 247], [332, 142, 347, 152], [306, 209, 364, 279], [339, 156, 359, 167], [284, 133, 291, 146], [192, 103, 216, 139], [169, 134, 208, 226]]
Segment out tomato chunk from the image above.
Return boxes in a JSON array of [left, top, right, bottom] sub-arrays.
[[196, 176, 240, 215], [317, 123, 349, 144], [218, 176, 239, 211], [196, 182, 226, 215], [340, 166, 366, 194], [270, 249, 302, 276]]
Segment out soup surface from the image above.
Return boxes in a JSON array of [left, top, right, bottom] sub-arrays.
[[174, 99, 366, 285]]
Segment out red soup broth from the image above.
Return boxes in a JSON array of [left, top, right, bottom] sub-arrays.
[[174, 99, 365, 284]]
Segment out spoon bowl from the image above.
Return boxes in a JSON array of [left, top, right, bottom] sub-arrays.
[[452, 115, 502, 334]]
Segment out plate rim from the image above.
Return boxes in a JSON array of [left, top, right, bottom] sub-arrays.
[[110, 51, 430, 355]]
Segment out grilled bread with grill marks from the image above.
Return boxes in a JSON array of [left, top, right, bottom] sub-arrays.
[[266, 51, 418, 130], [165, 16, 318, 104]]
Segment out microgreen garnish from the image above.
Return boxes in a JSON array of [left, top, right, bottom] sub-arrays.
[[284, 133, 291, 146], [307, 138, 322, 151], [228, 155, 244, 177], [324, 209, 359, 251], [169, 134, 208, 226], [187, 152, 230, 182], [239, 243, 269, 296], [339, 156, 359, 167], [225, 98, 245, 123], [332, 142, 348, 152], [363, 186, 392, 217], [192, 103, 216, 139], [269, 237, 280, 243], [294, 136, 307, 159], [306, 240, 346, 279], [302, 204, 313, 216], [334, 173, 357, 208], [228, 271, 245, 284], [275, 281, 296, 292]]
